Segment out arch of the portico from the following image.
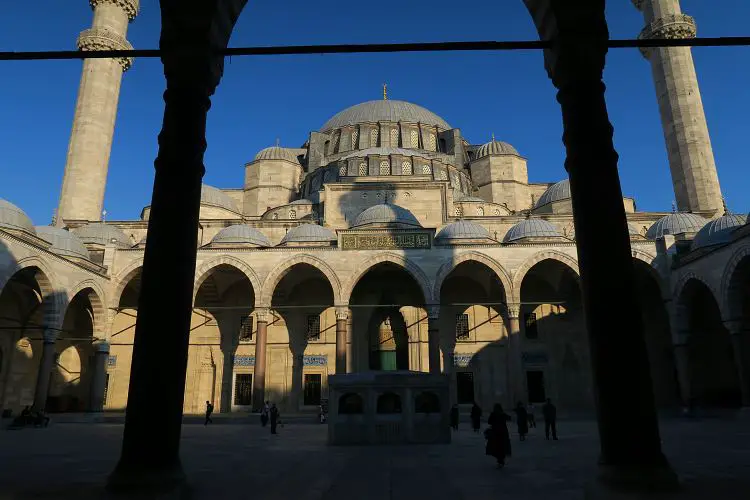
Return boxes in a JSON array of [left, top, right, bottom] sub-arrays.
[[340, 252, 432, 306]]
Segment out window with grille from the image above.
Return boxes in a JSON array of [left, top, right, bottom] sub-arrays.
[[455, 206, 463, 217], [390, 128, 399, 146], [339, 164, 347, 176], [370, 128, 379, 147], [307, 315, 321, 341], [421, 164, 431, 175], [439, 170, 448, 181], [352, 129, 359, 149], [379, 160, 390, 175], [289, 209, 296, 219], [428, 133, 436, 151], [303, 374, 322, 406], [525, 313, 539, 340], [401, 161, 412, 175], [476, 206, 484, 216], [239, 316, 253, 341], [332, 132, 340, 152], [456, 314, 470, 340], [410, 129, 419, 148], [359, 162, 368, 176]]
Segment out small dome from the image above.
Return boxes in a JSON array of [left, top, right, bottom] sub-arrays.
[[280, 224, 336, 245], [692, 214, 747, 250], [0, 199, 35, 235], [436, 220, 492, 242], [321, 100, 450, 132], [503, 218, 561, 243], [73, 223, 131, 247], [646, 212, 707, 240], [456, 195, 486, 203], [254, 146, 300, 163], [535, 179, 570, 208], [201, 184, 240, 213], [212, 225, 271, 247], [475, 139, 519, 159], [354, 204, 421, 228], [35, 226, 90, 260]]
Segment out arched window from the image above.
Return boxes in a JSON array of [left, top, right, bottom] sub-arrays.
[[439, 138, 447, 152], [401, 161, 412, 175], [493, 208, 501, 216], [339, 164, 348, 176], [379, 160, 391, 176], [427, 133, 436, 151], [370, 128, 379, 147], [359, 162, 368, 176], [415, 392, 440, 413], [351, 129, 359, 149], [376, 392, 402, 414], [455, 205, 463, 217], [324, 140, 331, 155], [289, 209, 297, 219], [338, 393, 364, 414], [421, 164, 432, 175], [476, 206, 484, 216], [332, 132, 340, 153], [390, 128, 399, 147], [272, 213, 279, 220], [410, 129, 419, 148]]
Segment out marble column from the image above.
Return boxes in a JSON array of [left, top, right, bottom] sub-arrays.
[[252, 309, 269, 411], [506, 304, 524, 406], [427, 305, 441, 374], [33, 339, 56, 410], [725, 321, 750, 407], [88, 341, 110, 412], [335, 307, 348, 374]]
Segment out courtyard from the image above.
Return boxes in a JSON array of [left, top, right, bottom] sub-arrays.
[[0, 415, 749, 499]]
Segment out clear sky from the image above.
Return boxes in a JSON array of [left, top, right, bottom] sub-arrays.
[[0, 0, 748, 224]]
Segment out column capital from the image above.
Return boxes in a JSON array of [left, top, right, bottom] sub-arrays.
[[506, 303, 521, 319], [89, 0, 140, 21], [42, 328, 58, 344], [254, 307, 270, 324], [335, 307, 349, 321], [77, 28, 135, 71], [638, 14, 697, 59], [94, 340, 111, 353], [426, 304, 440, 320]]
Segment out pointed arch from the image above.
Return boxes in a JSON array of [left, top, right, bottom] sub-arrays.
[[193, 255, 262, 305], [433, 251, 513, 301], [260, 254, 342, 307], [341, 252, 432, 305], [631, 248, 669, 300], [111, 259, 144, 310], [672, 271, 721, 334], [511, 250, 580, 303], [720, 243, 750, 322], [68, 279, 108, 341]]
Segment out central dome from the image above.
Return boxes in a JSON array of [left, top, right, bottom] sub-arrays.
[[321, 100, 451, 132]]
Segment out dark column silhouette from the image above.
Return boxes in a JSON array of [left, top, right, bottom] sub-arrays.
[[523, 0, 677, 492], [108, 0, 248, 492], [252, 310, 269, 411]]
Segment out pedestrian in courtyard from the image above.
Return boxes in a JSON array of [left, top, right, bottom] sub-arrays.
[[527, 402, 536, 428], [204, 400, 214, 426], [450, 404, 459, 431], [514, 402, 529, 441], [543, 398, 558, 440], [470, 402, 482, 433], [260, 401, 270, 427], [485, 403, 512, 468], [270, 403, 280, 435]]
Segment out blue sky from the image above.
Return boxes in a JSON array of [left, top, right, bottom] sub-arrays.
[[1, 0, 748, 224]]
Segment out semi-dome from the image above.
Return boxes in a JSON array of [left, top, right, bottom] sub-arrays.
[[646, 212, 707, 240], [201, 184, 240, 213], [436, 220, 493, 243], [692, 214, 747, 250], [35, 226, 90, 260], [280, 224, 336, 245], [0, 199, 36, 235], [503, 218, 561, 243], [73, 223, 131, 247], [353, 204, 422, 228], [475, 139, 519, 159], [253, 146, 300, 163], [321, 100, 451, 132], [535, 179, 570, 208], [212, 225, 270, 247]]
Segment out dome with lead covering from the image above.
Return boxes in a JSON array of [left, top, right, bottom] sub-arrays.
[[535, 179, 571, 208], [353, 204, 421, 228], [280, 224, 336, 245], [212, 225, 270, 247], [201, 184, 240, 213], [35, 226, 90, 260], [503, 218, 561, 243], [73, 223, 131, 247], [0, 199, 35, 235], [254, 146, 300, 163], [692, 214, 747, 250], [321, 100, 450, 132], [475, 139, 519, 159], [436, 220, 494, 243], [646, 213, 707, 240]]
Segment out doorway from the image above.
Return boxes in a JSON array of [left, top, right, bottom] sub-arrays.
[[527, 370, 546, 403], [233, 373, 252, 407], [456, 371, 475, 404]]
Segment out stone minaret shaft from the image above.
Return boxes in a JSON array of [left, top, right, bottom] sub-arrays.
[[55, 0, 139, 225], [634, 0, 723, 216]]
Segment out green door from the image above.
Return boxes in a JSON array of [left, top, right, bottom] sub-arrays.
[[379, 350, 397, 371]]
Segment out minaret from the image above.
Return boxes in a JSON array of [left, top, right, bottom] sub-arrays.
[[55, 0, 139, 226], [633, 0, 723, 216]]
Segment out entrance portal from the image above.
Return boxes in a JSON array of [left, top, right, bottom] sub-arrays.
[[369, 310, 408, 371]]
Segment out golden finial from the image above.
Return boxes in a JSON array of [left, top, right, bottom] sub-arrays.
[[275, 138, 280, 147], [383, 83, 388, 101]]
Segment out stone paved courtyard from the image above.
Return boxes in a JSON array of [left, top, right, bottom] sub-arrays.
[[1, 415, 749, 499]]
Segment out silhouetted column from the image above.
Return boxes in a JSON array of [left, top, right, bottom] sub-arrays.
[[252, 308, 269, 411], [33, 339, 56, 410], [725, 321, 750, 407], [672, 335, 692, 410], [427, 305, 440, 374], [88, 341, 110, 412], [335, 307, 348, 374], [506, 304, 524, 406]]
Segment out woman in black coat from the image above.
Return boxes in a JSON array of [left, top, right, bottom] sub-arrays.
[[514, 402, 529, 441], [470, 402, 482, 433], [485, 404, 512, 468]]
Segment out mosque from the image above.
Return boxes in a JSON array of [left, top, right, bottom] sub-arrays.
[[0, 0, 748, 418]]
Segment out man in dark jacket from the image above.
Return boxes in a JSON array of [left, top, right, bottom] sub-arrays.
[[270, 403, 280, 435], [542, 398, 557, 440]]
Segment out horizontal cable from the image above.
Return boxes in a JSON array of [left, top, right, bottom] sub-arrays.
[[0, 37, 747, 62], [110, 301, 568, 312]]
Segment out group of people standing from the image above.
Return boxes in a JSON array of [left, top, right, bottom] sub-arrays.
[[450, 398, 558, 468], [204, 400, 281, 434]]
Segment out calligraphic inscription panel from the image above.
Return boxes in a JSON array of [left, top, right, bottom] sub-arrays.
[[342, 233, 431, 250]]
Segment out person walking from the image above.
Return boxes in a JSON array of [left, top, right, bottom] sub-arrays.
[[260, 401, 270, 427], [527, 402, 536, 428], [542, 398, 558, 440], [269, 403, 280, 435], [485, 403, 512, 468], [204, 400, 214, 426], [470, 402, 482, 433], [514, 402, 529, 441], [450, 404, 459, 431]]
